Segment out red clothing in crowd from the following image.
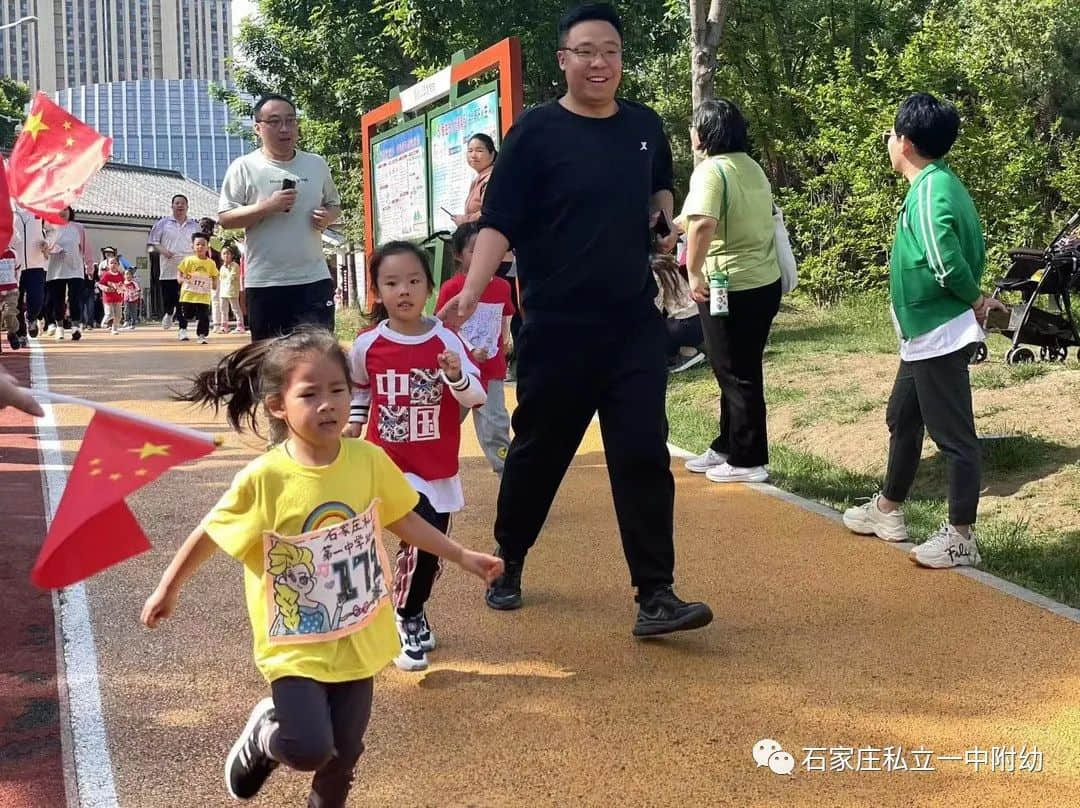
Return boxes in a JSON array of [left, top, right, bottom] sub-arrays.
[[98, 269, 125, 303], [435, 273, 514, 386]]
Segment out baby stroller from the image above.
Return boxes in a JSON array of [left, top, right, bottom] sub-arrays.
[[972, 209, 1080, 365]]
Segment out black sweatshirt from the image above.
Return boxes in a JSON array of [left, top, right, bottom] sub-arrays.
[[479, 99, 674, 321]]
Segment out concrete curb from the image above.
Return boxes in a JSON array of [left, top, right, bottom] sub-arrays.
[[667, 442, 1080, 625]]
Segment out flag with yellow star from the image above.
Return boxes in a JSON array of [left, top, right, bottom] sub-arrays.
[[32, 409, 216, 588], [8, 93, 112, 225]]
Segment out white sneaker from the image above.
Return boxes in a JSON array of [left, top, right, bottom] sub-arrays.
[[415, 612, 436, 651], [910, 524, 982, 568], [393, 614, 429, 671], [685, 448, 727, 473], [198, 336, 208, 344], [101, 316, 111, 328], [163, 313, 173, 329], [706, 462, 769, 483], [111, 327, 119, 335], [178, 329, 190, 341], [54, 328, 64, 341], [842, 493, 909, 542], [46, 324, 56, 336]]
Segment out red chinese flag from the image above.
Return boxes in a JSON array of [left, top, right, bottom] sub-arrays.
[[32, 410, 217, 589], [8, 93, 112, 225]]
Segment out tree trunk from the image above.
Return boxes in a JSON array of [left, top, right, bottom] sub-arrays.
[[690, 0, 732, 112]]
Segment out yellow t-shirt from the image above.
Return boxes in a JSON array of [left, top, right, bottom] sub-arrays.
[[177, 256, 220, 305], [201, 438, 419, 683]]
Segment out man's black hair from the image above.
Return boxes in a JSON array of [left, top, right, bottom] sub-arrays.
[[692, 98, 749, 155], [893, 93, 960, 160], [557, 3, 623, 47], [171, 193, 188, 204], [253, 93, 297, 120]]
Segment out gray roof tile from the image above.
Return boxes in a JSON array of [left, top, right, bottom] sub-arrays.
[[72, 160, 222, 221]]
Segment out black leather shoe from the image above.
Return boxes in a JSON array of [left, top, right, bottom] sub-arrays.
[[485, 553, 524, 611], [633, 586, 713, 637]]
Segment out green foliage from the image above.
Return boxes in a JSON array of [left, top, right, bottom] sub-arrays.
[[0, 77, 30, 150]]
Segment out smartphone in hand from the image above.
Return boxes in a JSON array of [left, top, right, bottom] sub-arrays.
[[281, 177, 296, 212]]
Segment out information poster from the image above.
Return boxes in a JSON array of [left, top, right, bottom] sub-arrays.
[[372, 126, 429, 244], [429, 91, 500, 233]]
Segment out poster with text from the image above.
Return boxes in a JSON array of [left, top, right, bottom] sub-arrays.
[[429, 92, 500, 234], [373, 126, 429, 244]]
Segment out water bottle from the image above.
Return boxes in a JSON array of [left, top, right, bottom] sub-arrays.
[[709, 273, 729, 317]]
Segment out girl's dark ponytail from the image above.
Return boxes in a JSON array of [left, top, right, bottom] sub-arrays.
[[175, 339, 273, 434]]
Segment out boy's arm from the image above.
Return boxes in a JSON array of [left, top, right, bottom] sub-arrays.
[[918, 190, 982, 305], [500, 315, 512, 353]]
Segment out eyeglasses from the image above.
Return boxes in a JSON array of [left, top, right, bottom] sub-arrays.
[[559, 47, 622, 62], [257, 116, 299, 129], [881, 130, 895, 146]]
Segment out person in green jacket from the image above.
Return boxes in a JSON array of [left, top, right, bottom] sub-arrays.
[[843, 93, 1005, 569]]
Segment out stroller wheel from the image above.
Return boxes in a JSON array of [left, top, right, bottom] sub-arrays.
[[1006, 347, 1036, 365], [970, 343, 988, 364]]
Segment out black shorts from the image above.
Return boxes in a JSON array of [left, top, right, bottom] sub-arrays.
[[245, 278, 334, 341]]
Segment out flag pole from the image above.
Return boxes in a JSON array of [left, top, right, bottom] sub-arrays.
[[31, 389, 224, 446]]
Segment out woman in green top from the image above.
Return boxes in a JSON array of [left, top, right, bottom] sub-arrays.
[[677, 99, 782, 484]]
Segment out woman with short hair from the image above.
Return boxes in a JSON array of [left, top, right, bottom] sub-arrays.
[[677, 98, 782, 484]]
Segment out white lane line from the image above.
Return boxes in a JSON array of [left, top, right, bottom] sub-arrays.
[[31, 339, 120, 808], [668, 441, 1080, 624]]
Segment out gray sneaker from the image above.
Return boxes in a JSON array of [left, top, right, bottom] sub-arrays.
[[910, 524, 982, 568], [685, 448, 727, 474], [842, 494, 909, 542]]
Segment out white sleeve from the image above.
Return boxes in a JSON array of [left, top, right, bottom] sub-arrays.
[[218, 158, 250, 214], [349, 333, 374, 424], [439, 329, 486, 409]]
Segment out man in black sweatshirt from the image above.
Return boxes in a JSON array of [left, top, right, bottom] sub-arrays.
[[438, 2, 712, 637]]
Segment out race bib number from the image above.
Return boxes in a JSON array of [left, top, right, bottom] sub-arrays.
[[262, 501, 391, 645], [0, 258, 15, 287], [184, 273, 211, 296]]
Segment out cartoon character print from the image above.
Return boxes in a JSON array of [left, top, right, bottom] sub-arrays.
[[378, 404, 410, 443], [267, 540, 341, 637], [409, 368, 443, 406]]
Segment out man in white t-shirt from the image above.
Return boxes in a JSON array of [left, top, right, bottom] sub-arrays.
[[218, 94, 341, 340], [147, 194, 201, 330]]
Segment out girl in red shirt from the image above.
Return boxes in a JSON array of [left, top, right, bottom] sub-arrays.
[[97, 256, 125, 335]]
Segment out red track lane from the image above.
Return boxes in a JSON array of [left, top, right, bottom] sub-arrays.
[[0, 350, 65, 808]]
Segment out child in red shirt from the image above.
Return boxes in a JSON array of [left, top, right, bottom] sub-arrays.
[[97, 255, 125, 336], [435, 223, 514, 475], [344, 241, 486, 672], [0, 248, 19, 351], [122, 269, 141, 329]]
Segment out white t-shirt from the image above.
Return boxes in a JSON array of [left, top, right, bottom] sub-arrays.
[[147, 216, 201, 281], [891, 307, 984, 362], [11, 207, 46, 270], [45, 223, 84, 281], [218, 149, 341, 289]]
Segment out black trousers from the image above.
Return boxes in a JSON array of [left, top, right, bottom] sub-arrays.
[[882, 345, 981, 525], [665, 314, 703, 357], [160, 279, 187, 328], [17, 268, 45, 336], [495, 306, 675, 593], [269, 676, 373, 808], [247, 278, 334, 341], [394, 493, 449, 619], [181, 302, 210, 337], [698, 278, 782, 468], [45, 278, 83, 328]]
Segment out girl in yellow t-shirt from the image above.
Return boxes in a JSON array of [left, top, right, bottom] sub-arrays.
[[140, 326, 502, 804]]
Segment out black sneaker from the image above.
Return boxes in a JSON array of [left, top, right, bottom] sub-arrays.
[[485, 550, 524, 610], [28, 322, 38, 338], [632, 586, 713, 637], [70, 327, 82, 342], [225, 698, 279, 800], [7, 331, 20, 350]]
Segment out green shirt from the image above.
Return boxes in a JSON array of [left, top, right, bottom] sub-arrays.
[[889, 161, 985, 339], [678, 152, 781, 292]]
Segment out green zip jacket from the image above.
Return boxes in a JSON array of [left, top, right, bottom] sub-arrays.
[[889, 161, 985, 339]]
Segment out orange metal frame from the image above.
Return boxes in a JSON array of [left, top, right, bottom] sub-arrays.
[[360, 36, 523, 266]]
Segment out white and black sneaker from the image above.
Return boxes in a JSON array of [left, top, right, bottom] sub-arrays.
[[162, 312, 172, 329], [394, 614, 429, 671], [416, 611, 436, 652], [70, 327, 82, 342], [910, 524, 982, 569], [178, 328, 190, 341], [225, 698, 279, 800]]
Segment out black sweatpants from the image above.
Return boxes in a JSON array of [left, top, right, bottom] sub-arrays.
[[495, 306, 675, 594], [698, 278, 782, 468], [181, 302, 210, 337], [45, 278, 83, 328], [882, 345, 981, 526], [393, 493, 448, 619], [247, 278, 334, 341], [664, 314, 703, 357], [269, 676, 374, 808], [17, 268, 45, 336], [160, 279, 187, 328]]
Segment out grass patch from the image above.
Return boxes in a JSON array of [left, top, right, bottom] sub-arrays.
[[971, 362, 1054, 390], [334, 306, 363, 344], [766, 293, 898, 364]]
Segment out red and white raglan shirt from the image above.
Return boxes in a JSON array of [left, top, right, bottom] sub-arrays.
[[435, 273, 514, 387], [349, 318, 486, 513]]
